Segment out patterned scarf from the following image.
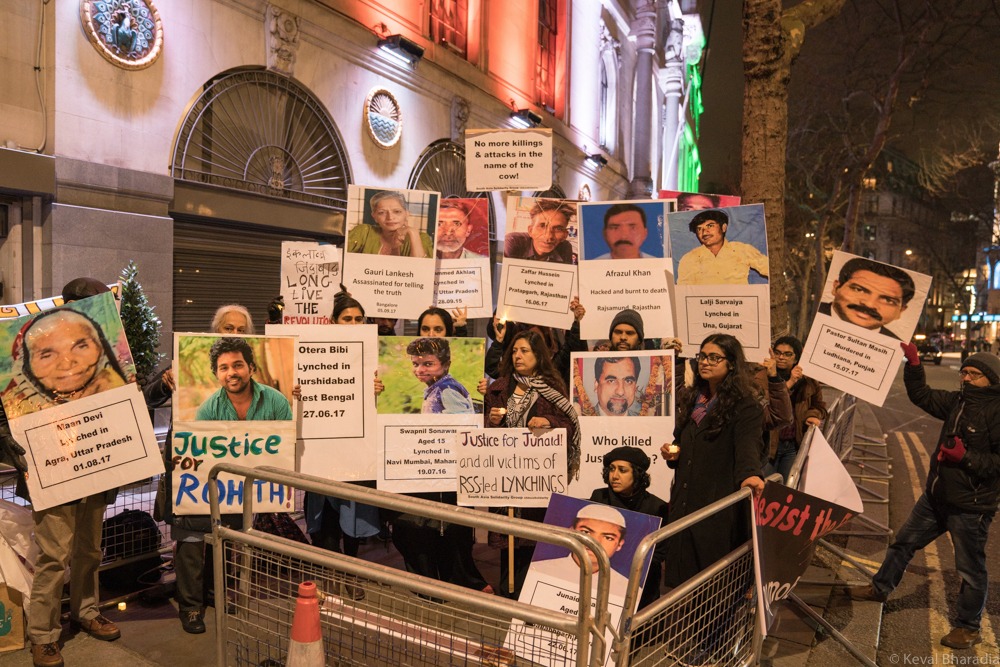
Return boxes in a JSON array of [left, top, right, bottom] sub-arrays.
[[691, 389, 717, 426], [513, 374, 581, 479]]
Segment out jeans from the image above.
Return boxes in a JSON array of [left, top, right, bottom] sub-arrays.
[[872, 492, 993, 630], [771, 439, 798, 484]]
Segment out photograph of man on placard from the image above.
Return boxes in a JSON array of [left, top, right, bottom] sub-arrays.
[[504, 198, 578, 265], [816, 255, 921, 341], [436, 198, 489, 259], [670, 206, 769, 286], [580, 201, 665, 261], [570, 353, 671, 418], [0, 292, 135, 420], [174, 335, 295, 422]]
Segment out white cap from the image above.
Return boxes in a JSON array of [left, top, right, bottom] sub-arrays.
[[575, 503, 626, 529]]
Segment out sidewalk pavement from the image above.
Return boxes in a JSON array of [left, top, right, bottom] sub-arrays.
[[762, 395, 889, 667]]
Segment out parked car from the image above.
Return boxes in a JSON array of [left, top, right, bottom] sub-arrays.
[[918, 343, 943, 365]]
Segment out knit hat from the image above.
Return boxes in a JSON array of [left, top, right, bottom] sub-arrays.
[[575, 503, 627, 529], [602, 446, 650, 472], [609, 309, 645, 343], [961, 353, 1000, 385]]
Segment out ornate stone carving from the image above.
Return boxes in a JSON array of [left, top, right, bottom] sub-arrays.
[[364, 88, 403, 149], [450, 97, 470, 143], [266, 4, 300, 76]]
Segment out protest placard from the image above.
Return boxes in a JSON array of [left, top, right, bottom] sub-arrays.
[[456, 427, 569, 507], [172, 333, 297, 514], [433, 197, 493, 319], [566, 351, 673, 501], [342, 185, 439, 319], [279, 241, 342, 324], [800, 251, 930, 406], [504, 493, 661, 667], [0, 292, 162, 510], [658, 190, 741, 211], [375, 335, 485, 493], [577, 200, 673, 340], [668, 204, 770, 362], [0, 284, 120, 320], [465, 128, 552, 192], [267, 323, 377, 481]]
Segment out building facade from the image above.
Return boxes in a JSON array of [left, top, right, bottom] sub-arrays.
[[0, 0, 705, 341]]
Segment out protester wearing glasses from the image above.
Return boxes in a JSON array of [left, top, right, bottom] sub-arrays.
[[660, 333, 765, 589], [767, 336, 827, 483], [849, 345, 1000, 650]]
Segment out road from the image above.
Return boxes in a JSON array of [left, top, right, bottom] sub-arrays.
[[867, 355, 1000, 663]]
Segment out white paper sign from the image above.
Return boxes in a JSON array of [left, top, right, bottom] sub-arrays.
[[171, 420, 297, 514], [566, 351, 675, 501], [456, 427, 569, 507], [578, 260, 673, 340], [280, 242, 342, 325], [674, 284, 770, 362], [11, 384, 163, 511], [377, 415, 481, 493], [267, 324, 377, 481], [496, 259, 575, 329], [434, 258, 494, 319], [465, 128, 553, 192]]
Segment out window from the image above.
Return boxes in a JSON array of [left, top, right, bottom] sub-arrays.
[[536, 0, 558, 111], [430, 0, 468, 58], [865, 194, 879, 214]]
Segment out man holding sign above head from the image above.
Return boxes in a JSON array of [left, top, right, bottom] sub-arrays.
[[676, 209, 769, 285], [817, 257, 915, 340], [504, 200, 576, 264]]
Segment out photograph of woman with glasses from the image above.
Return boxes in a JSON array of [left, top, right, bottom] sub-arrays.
[[660, 333, 766, 589]]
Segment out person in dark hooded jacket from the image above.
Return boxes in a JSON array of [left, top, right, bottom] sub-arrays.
[[850, 346, 1000, 650]]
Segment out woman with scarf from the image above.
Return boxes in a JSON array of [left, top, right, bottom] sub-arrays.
[[661, 333, 764, 588], [589, 446, 669, 609], [484, 328, 580, 597]]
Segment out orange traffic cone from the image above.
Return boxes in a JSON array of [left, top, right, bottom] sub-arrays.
[[287, 581, 324, 666]]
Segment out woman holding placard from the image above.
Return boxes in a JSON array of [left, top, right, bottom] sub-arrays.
[[483, 329, 580, 597]]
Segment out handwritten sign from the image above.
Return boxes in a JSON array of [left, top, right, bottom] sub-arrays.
[[465, 128, 552, 191], [170, 420, 296, 514], [10, 385, 163, 511], [456, 427, 568, 507], [280, 242, 341, 324]]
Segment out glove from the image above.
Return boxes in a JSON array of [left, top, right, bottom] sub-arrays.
[[0, 433, 28, 474], [901, 341, 920, 366], [937, 435, 967, 464], [267, 296, 285, 324]]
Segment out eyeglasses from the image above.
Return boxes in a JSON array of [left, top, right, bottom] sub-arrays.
[[773, 351, 796, 359], [696, 352, 728, 365], [959, 369, 985, 380]]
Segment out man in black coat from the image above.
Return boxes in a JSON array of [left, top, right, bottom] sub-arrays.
[[850, 346, 1000, 650]]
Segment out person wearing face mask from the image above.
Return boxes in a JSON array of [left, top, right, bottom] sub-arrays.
[[849, 345, 1000, 650], [589, 447, 668, 609]]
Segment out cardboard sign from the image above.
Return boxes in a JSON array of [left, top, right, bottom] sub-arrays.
[[456, 427, 569, 507], [465, 128, 553, 192], [279, 242, 342, 324]]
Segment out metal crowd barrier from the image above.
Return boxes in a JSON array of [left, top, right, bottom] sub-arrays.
[[209, 464, 621, 667], [614, 488, 761, 667]]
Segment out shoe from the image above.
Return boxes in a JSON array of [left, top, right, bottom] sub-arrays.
[[180, 609, 206, 634], [848, 584, 887, 602], [71, 614, 121, 641], [941, 627, 981, 649], [31, 642, 63, 667]]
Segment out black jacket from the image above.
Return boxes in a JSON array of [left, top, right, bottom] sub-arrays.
[[904, 364, 1000, 513]]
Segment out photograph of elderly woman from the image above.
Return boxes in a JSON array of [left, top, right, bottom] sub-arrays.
[[0, 292, 135, 419]]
